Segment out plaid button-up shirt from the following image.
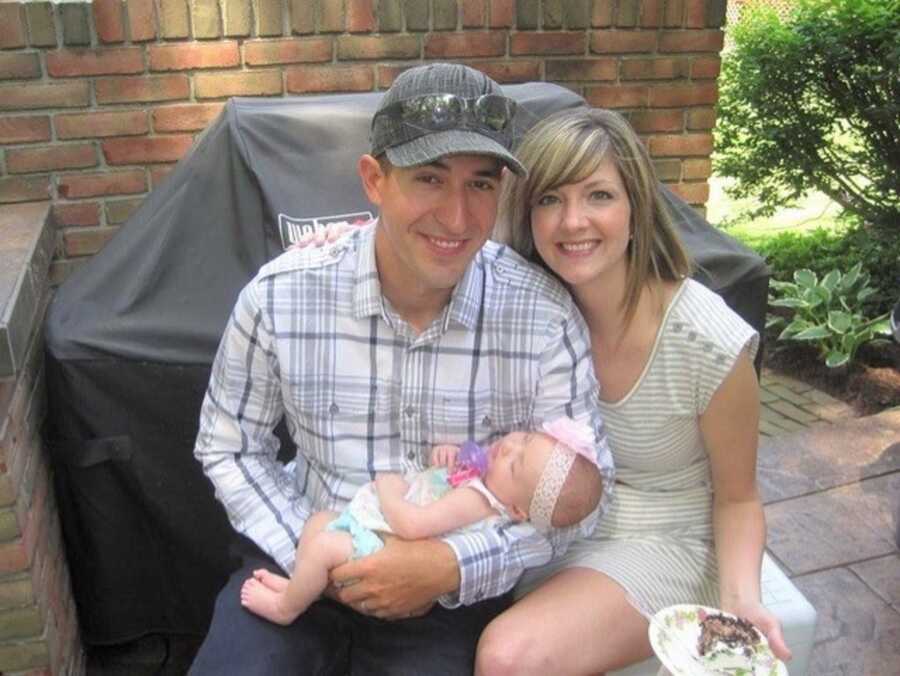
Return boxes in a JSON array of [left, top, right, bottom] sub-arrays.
[[195, 223, 614, 607]]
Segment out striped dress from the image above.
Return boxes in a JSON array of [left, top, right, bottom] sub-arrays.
[[516, 279, 759, 615]]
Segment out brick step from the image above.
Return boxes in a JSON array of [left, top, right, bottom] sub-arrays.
[[759, 368, 857, 437], [0, 203, 54, 379]]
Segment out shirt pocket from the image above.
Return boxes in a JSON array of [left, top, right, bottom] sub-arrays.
[[287, 374, 394, 418], [285, 375, 395, 467], [429, 389, 532, 447]]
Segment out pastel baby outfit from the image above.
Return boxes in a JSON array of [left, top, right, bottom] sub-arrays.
[[516, 280, 759, 615], [326, 466, 506, 558]]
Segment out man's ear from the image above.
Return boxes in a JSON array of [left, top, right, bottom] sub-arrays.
[[358, 154, 385, 206]]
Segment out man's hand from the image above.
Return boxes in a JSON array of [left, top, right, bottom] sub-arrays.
[[430, 444, 460, 469], [330, 535, 460, 620]]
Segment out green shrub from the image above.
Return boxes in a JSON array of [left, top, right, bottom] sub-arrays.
[[768, 265, 891, 368], [738, 221, 900, 317], [716, 0, 900, 231]]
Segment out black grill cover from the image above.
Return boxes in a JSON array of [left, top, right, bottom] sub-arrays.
[[43, 83, 768, 644]]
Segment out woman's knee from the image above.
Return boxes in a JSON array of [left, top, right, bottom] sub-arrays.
[[475, 615, 548, 676]]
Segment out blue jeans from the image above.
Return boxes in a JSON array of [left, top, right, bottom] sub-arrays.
[[189, 538, 511, 676]]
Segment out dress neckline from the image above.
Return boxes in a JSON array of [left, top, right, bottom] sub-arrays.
[[600, 279, 688, 409]]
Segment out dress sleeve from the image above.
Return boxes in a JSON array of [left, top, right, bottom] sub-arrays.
[[692, 286, 760, 414], [463, 478, 508, 516]]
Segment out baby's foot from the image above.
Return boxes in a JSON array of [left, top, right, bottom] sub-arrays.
[[252, 569, 289, 592], [240, 578, 301, 626]]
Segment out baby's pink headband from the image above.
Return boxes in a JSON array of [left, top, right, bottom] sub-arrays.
[[529, 417, 598, 533]]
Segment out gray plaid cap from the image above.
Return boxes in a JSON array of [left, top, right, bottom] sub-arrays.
[[370, 63, 527, 176]]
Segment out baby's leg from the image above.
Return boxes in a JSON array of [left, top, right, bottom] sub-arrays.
[[241, 511, 352, 625], [252, 508, 340, 591]]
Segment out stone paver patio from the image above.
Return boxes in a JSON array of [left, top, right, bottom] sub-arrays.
[[87, 369, 900, 675], [757, 375, 899, 676]]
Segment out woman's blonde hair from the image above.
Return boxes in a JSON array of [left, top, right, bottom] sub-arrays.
[[497, 108, 692, 326]]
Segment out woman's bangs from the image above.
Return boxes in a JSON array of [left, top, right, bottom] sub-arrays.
[[533, 128, 610, 199]]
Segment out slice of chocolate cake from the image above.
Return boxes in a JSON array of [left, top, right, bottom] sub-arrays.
[[697, 611, 762, 672], [698, 612, 760, 657]]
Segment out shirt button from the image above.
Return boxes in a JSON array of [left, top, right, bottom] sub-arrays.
[[407, 451, 415, 460], [481, 415, 492, 427], [329, 403, 340, 415], [475, 591, 484, 601], [405, 406, 415, 417]]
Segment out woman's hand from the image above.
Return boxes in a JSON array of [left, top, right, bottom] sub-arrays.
[[288, 222, 355, 250], [724, 598, 792, 662], [430, 444, 460, 469]]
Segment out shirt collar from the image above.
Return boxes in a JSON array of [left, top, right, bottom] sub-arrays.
[[353, 224, 384, 320], [352, 220, 483, 332], [445, 252, 482, 331]]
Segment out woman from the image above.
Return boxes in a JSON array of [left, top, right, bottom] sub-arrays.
[[475, 108, 791, 674]]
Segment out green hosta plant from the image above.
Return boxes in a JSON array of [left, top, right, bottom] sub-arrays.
[[767, 263, 891, 368]]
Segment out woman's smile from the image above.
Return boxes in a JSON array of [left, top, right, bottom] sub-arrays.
[[557, 240, 601, 256]]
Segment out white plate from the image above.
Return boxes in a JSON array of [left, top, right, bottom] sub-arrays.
[[648, 604, 787, 676]]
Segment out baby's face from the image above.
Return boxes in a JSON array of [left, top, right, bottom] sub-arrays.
[[482, 431, 556, 521]]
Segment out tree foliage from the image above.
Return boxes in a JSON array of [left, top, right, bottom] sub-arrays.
[[715, 0, 900, 230]]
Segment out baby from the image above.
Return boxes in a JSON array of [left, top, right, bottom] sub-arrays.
[[240, 417, 605, 625]]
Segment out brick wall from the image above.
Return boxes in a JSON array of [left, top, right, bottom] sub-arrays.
[[0, 0, 726, 283], [0, 204, 83, 676]]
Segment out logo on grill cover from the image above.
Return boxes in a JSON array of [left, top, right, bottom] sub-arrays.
[[278, 211, 374, 249]]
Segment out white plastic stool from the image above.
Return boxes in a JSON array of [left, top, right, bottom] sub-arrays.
[[610, 553, 817, 675]]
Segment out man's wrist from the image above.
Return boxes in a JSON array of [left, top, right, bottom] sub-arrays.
[[428, 539, 461, 596]]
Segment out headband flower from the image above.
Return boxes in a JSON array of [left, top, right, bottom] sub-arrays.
[[541, 417, 598, 467]]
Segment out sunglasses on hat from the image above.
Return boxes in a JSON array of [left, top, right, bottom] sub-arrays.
[[372, 93, 517, 146]]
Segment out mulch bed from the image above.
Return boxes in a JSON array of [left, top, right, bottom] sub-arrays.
[[764, 336, 900, 416]]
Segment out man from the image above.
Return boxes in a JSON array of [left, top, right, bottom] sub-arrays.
[[191, 63, 612, 675]]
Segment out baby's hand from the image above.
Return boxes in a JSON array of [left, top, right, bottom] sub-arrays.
[[430, 444, 460, 469]]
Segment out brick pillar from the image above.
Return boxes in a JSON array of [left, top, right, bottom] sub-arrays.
[[0, 204, 84, 676]]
